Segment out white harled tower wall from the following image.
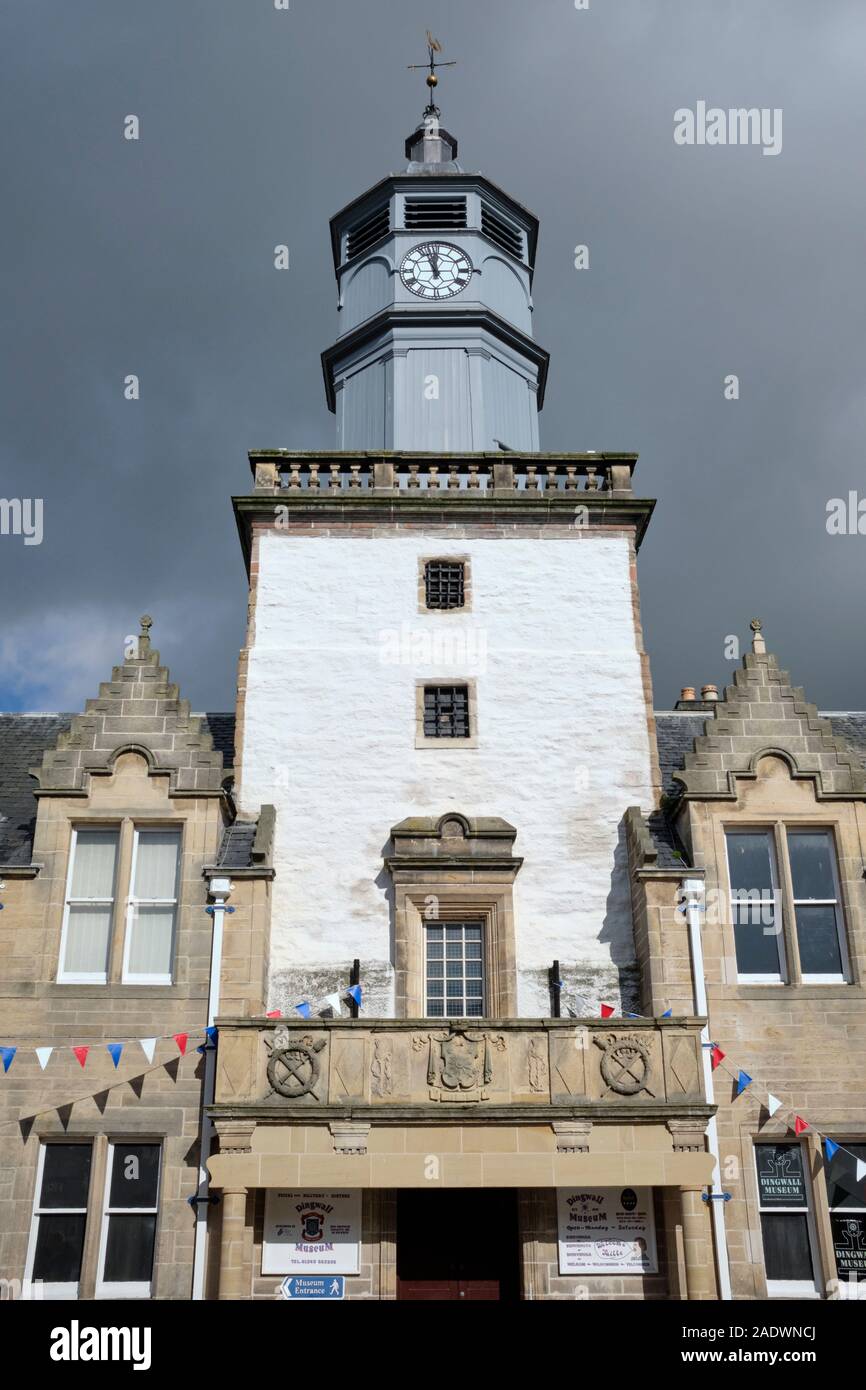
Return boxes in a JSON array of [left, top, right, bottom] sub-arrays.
[[238, 527, 656, 1016]]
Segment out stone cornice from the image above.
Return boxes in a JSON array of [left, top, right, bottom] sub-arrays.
[[232, 488, 655, 571], [208, 1102, 716, 1126]]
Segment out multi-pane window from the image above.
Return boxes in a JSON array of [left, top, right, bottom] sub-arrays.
[[96, 1143, 161, 1298], [59, 825, 182, 986], [123, 829, 181, 984], [423, 685, 470, 739], [725, 828, 847, 983], [425, 922, 484, 1017], [726, 832, 783, 981], [787, 832, 845, 980], [59, 829, 119, 983], [26, 1143, 93, 1298], [755, 1143, 819, 1296], [424, 560, 465, 610], [826, 1143, 866, 1284]]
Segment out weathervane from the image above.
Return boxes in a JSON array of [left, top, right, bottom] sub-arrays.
[[408, 31, 456, 115]]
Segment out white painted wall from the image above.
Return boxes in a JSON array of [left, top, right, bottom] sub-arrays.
[[240, 531, 656, 1016]]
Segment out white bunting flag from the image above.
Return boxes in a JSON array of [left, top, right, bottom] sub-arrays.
[[767, 1094, 784, 1117], [140, 1038, 157, 1063], [35, 1047, 53, 1071], [857, 1159, 866, 1184], [323, 993, 344, 1016]]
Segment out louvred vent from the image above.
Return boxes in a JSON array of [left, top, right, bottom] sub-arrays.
[[346, 205, 390, 260], [404, 196, 468, 230], [481, 204, 524, 259]]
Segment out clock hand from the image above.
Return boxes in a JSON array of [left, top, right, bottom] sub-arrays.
[[428, 251, 440, 278]]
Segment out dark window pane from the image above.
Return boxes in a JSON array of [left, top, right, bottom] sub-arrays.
[[733, 915, 782, 976], [761, 1213, 813, 1282], [795, 904, 843, 975], [425, 561, 465, 610], [756, 1144, 807, 1208], [40, 1144, 92, 1209], [831, 1214, 866, 1277], [108, 1144, 160, 1209], [423, 685, 470, 738], [102, 1214, 157, 1284], [33, 1214, 87, 1282], [827, 1144, 866, 1209], [727, 835, 781, 975], [727, 833, 774, 894], [788, 832, 836, 900]]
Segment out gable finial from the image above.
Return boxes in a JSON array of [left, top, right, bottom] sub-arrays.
[[750, 617, 766, 654], [408, 31, 457, 117], [139, 613, 153, 655]]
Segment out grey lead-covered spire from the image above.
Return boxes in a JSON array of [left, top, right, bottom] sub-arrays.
[[404, 108, 463, 173]]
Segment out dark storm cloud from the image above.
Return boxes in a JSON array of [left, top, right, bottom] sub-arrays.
[[1, 0, 864, 712]]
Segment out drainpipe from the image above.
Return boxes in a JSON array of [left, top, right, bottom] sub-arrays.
[[682, 876, 733, 1301], [191, 875, 232, 1301]]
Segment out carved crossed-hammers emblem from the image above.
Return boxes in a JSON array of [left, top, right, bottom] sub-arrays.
[[594, 1033, 655, 1098]]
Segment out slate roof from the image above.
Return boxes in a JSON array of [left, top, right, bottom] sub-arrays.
[[0, 715, 73, 866], [214, 820, 259, 869], [643, 809, 689, 869], [0, 712, 235, 867], [648, 710, 866, 870], [655, 711, 866, 798]]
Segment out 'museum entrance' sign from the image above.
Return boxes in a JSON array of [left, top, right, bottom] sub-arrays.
[[557, 1187, 658, 1275], [263, 1190, 360, 1275]]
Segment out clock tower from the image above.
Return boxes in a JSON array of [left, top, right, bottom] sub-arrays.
[[321, 96, 549, 451]]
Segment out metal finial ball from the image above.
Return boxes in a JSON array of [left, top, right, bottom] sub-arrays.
[[427, 73, 438, 87]]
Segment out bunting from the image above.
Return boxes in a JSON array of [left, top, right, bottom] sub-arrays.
[[591, 1003, 866, 1186]]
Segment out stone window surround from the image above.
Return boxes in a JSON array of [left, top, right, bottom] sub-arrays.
[[414, 678, 478, 749], [718, 816, 852, 988], [735, 1125, 835, 1300], [396, 891, 515, 1018], [387, 813, 522, 1019], [417, 553, 473, 613], [57, 815, 186, 988], [23, 1133, 167, 1301]]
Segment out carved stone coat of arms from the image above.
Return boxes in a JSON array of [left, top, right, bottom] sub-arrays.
[[414, 1027, 506, 1102]]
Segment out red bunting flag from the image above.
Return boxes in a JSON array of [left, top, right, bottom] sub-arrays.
[[72, 1045, 90, 1068], [794, 1115, 809, 1136], [600, 1003, 615, 1019], [173, 1033, 189, 1056], [710, 1045, 725, 1070], [266, 1010, 281, 1018]]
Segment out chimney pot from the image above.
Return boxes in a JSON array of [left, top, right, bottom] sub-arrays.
[[701, 684, 719, 701], [680, 687, 696, 702]]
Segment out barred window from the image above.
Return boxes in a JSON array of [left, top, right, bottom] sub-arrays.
[[424, 560, 465, 610], [423, 685, 470, 739], [425, 922, 484, 1017]]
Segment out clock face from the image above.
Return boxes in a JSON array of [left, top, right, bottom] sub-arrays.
[[400, 242, 473, 300]]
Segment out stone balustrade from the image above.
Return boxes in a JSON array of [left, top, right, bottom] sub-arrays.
[[247, 451, 637, 498]]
